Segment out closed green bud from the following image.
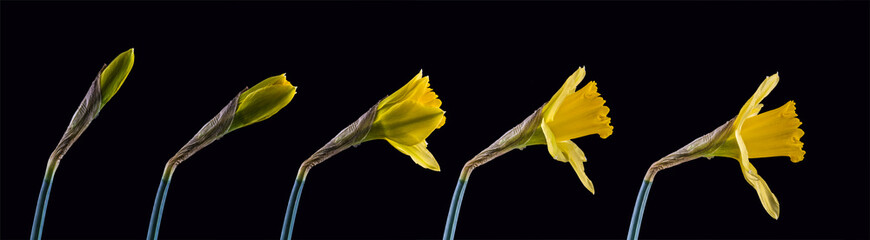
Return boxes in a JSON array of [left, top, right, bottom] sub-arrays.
[[99, 48, 134, 106], [228, 74, 297, 132]]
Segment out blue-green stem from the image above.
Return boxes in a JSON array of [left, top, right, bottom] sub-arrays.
[[627, 180, 653, 240], [280, 175, 307, 240], [30, 161, 60, 240], [147, 163, 177, 240], [442, 167, 472, 240], [280, 164, 314, 240]]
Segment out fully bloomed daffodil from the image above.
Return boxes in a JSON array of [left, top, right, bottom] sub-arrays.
[[443, 66, 613, 240], [280, 70, 445, 240], [627, 73, 805, 240], [31, 48, 134, 240], [147, 74, 296, 240]]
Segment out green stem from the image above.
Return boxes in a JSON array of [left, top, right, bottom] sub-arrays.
[[30, 161, 59, 240], [147, 163, 176, 240], [442, 168, 472, 240], [280, 173, 307, 240], [627, 180, 653, 240]]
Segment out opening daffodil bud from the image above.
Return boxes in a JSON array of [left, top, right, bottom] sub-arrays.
[[99, 48, 134, 106], [364, 70, 446, 171], [228, 74, 297, 132], [532, 67, 613, 194], [280, 70, 447, 239]]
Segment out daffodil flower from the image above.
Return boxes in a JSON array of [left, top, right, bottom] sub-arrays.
[[443, 67, 613, 240], [626, 73, 805, 240], [280, 70, 445, 240], [31, 48, 134, 240], [147, 74, 296, 240]]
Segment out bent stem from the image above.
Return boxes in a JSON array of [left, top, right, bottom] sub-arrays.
[[442, 107, 542, 240], [627, 180, 653, 240], [147, 163, 177, 240], [625, 126, 722, 240], [280, 103, 378, 240], [144, 91, 239, 240], [31, 72, 104, 240], [278, 143, 355, 240]]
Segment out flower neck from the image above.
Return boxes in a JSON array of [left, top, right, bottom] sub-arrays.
[[297, 102, 380, 180], [462, 106, 545, 176], [644, 118, 736, 181]]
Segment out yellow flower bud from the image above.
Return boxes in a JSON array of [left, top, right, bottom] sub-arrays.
[[99, 48, 134, 106], [228, 74, 297, 132]]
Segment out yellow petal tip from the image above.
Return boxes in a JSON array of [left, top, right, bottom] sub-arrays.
[[768, 206, 780, 220]]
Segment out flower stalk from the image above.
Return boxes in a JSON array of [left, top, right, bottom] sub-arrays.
[[146, 74, 296, 240], [31, 49, 134, 240], [626, 118, 732, 240], [147, 94, 239, 240], [280, 104, 378, 240], [443, 108, 542, 240]]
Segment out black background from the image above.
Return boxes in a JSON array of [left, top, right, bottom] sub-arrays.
[[2, 1, 868, 239]]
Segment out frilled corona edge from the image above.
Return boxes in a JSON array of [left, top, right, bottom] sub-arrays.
[[462, 106, 544, 175], [644, 118, 736, 182], [296, 101, 380, 179], [167, 90, 242, 166], [49, 64, 107, 167]]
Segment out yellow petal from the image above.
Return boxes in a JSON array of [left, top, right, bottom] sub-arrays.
[[559, 141, 595, 194], [386, 139, 441, 171], [228, 75, 297, 132], [540, 122, 566, 162], [436, 115, 446, 129], [99, 48, 135, 105], [240, 74, 292, 101], [548, 81, 614, 141], [368, 101, 445, 146], [735, 73, 779, 175], [738, 161, 781, 219], [367, 71, 445, 145], [543, 67, 586, 122], [735, 73, 779, 128], [379, 70, 425, 110], [742, 101, 805, 162], [731, 75, 781, 219]]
